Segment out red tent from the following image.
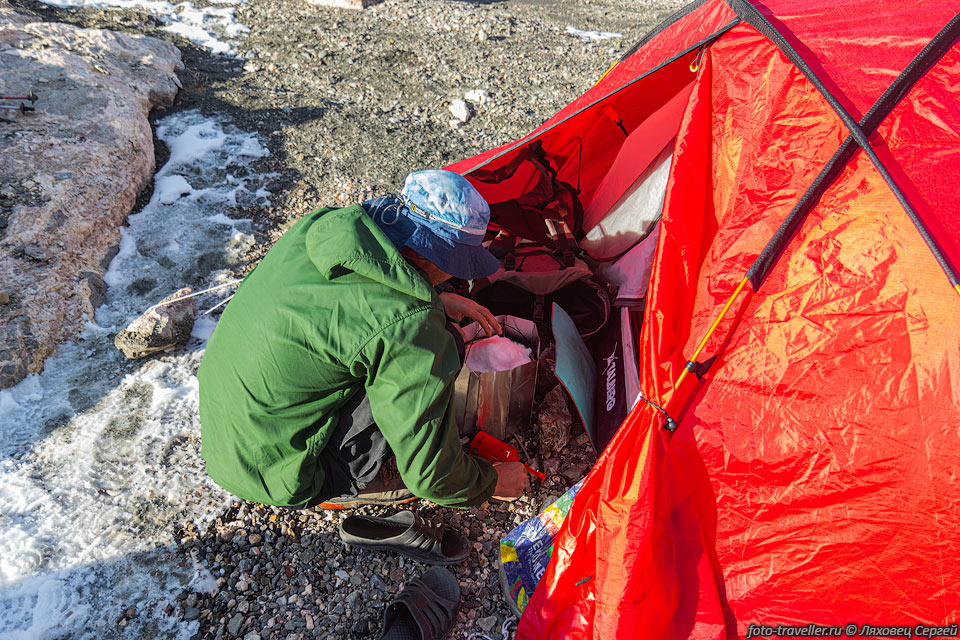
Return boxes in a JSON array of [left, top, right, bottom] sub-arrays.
[[448, 0, 960, 636]]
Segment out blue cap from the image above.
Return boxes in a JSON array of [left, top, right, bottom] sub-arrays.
[[397, 170, 499, 280]]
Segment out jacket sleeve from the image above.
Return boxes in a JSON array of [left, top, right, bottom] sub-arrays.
[[353, 306, 498, 507]]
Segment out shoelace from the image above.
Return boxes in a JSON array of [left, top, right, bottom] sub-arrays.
[[465, 616, 518, 640]]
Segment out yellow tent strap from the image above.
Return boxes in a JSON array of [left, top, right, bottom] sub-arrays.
[[672, 276, 750, 395], [955, 283, 960, 296]]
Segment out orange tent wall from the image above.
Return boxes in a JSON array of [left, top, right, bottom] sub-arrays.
[[514, 16, 960, 639]]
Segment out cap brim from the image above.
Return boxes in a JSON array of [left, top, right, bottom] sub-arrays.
[[406, 226, 500, 280]]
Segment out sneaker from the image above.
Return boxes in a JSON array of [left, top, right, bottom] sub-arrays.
[[316, 456, 417, 510]]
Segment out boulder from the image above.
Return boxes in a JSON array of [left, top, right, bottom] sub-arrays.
[[0, 10, 182, 388], [114, 288, 196, 359]]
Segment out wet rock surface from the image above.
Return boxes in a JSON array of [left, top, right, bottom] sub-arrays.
[[0, 8, 182, 388]]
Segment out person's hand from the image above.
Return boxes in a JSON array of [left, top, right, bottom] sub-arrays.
[[438, 292, 502, 336], [491, 461, 529, 502]]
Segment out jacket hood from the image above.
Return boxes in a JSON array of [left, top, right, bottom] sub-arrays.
[[305, 205, 434, 302]]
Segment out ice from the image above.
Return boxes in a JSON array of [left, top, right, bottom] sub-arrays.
[[37, 0, 249, 56], [0, 110, 270, 639], [566, 26, 623, 41], [466, 336, 534, 373], [156, 174, 193, 205]]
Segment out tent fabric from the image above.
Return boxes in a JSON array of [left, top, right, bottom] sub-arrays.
[[735, 0, 960, 119], [448, 0, 960, 637], [444, 0, 737, 178]]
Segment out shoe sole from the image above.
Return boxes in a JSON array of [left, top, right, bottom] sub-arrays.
[[315, 495, 418, 510]]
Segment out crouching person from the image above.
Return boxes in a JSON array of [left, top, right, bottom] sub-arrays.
[[198, 170, 528, 509]]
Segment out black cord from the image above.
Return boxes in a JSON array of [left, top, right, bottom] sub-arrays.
[[639, 394, 678, 432]]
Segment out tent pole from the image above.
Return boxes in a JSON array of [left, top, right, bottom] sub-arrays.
[[672, 276, 749, 396]]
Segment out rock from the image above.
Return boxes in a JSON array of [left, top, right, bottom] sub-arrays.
[[465, 89, 490, 105], [79, 271, 108, 309], [478, 615, 498, 632], [0, 10, 182, 388], [352, 616, 372, 636], [243, 633, 261, 640], [538, 385, 573, 457], [449, 99, 473, 123], [227, 612, 244, 636], [183, 606, 200, 621], [0, 291, 8, 305], [113, 288, 196, 359]]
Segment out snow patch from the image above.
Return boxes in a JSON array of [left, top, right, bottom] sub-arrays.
[[0, 110, 270, 639], [566, 25, 623, 41], [38, 0, 249, 56]]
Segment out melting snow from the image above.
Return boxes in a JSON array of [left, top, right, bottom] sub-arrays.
[[465, 336, 534, 373], [0, 110, 270, 639], [38, 0, 250, 56], [566, 26, 623, 42]]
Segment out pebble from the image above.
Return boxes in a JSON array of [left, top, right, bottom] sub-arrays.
[[449, 99, 473, 123], [227, 613, 244, 636], [353, 617, 372, 636], [479, 615, 498, 632]]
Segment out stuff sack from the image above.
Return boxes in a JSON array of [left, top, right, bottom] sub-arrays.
[[498, 479, 585, 616]]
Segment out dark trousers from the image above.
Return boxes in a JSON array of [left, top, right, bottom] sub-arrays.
[[295, 320, 466, 509]]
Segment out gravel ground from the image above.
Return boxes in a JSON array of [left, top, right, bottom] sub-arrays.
[[7, 0, 683, 637]]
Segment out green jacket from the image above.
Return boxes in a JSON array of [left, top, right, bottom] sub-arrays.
[[198, 205, 497, 507]]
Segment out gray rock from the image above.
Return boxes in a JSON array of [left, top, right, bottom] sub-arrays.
[[0, 10, 182, 388], [352, 616, 372, 636], [227, 612, 244, 635], [478, 615, 498, 632], [79, 271, 108, 309], [113, 287, 196, 359], [183, 606, 200, 621]]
